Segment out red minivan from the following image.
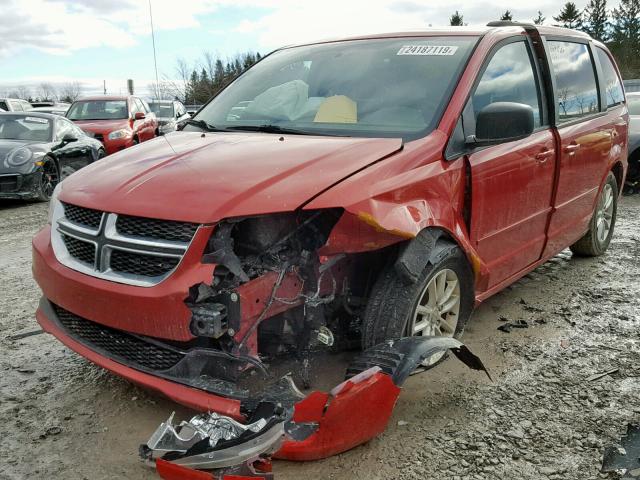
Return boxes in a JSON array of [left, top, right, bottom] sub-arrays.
[[33, 23, 628, 462], [66, 95, 157, 155]]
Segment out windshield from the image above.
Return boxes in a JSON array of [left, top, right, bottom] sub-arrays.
[[67, 100, 128, 120], [190, 37, 477, 140], [148, 102, 174, 118], [0, 115, 51, 141], [629, 96, 640, 116]]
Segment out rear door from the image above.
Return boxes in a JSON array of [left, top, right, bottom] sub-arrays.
[[542, 39, 613, 255], [467, 38, 557, 288]]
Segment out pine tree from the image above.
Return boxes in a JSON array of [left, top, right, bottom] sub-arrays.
[[583, 0, 609, 41], [500, 10, 513, 21], [534, 11, 545, 24], [554, 2, 583, 28], [450, 10, 464, 26], [609, 0, 640, 78]]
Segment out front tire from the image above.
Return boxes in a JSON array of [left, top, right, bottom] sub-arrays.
[[36, 157, 60, 202], [362, 242, 474, 367], [570, 172, 618, 257]]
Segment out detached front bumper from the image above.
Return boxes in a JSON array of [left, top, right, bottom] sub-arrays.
[[0, 170, 42, 199]]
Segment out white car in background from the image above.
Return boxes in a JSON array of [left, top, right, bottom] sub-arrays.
[[0, 98, 33, 112]]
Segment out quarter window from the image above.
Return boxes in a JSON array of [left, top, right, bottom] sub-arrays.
[[596, 48, 624, 108], [473, 41, 543, 128], [548, 41, 599, 121]]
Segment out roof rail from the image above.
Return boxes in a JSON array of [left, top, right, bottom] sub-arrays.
[[486, 20, 535, 27]]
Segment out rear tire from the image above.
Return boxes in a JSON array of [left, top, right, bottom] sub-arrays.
[[570, 172, 618, 257], [362, 242, 474, 367]]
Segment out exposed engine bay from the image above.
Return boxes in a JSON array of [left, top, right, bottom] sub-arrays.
[[184, 209, 393, 392]]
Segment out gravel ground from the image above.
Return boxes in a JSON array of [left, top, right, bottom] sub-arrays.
[[0, 195, 639, 480]]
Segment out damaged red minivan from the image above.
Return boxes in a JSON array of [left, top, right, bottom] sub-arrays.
[[33, 22, 628, 472]]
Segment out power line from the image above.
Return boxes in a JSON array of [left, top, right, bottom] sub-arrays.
[[148, 0, 160, 99]]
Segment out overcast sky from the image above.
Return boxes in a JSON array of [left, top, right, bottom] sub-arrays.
[[0, 0, 620, 97]]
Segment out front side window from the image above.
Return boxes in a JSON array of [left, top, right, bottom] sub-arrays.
[[56, 118, 75, 140], [0, 115, 52, 141], [473, 41, 542, 128], [596, 48, 624, 108], [10, 101, 23, 111], [67, 100, 128, 120], [548, 41, 600, 122], [190, 36, 478, 141], [149, 101, 175, 118]]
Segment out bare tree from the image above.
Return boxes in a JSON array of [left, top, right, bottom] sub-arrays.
[[16, 86, 31, 100], [59, 82, 82, 103], [147, 81, 175, 100], [37, 82, 57, 101], [162, 58, 191, 103]]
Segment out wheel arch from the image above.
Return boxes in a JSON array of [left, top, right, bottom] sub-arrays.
[[611, 160, 625, 192]]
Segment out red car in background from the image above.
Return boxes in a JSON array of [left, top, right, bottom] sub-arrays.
[[66, 96, 157, 155]]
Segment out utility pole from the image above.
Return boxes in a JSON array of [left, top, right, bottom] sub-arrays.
[[103, 80, 106, 95], [149, 0, 160, 99]]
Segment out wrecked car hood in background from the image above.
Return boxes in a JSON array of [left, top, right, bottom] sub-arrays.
[[59, 132, 402, 223]]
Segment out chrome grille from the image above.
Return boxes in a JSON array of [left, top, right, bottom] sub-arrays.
[[51, 202, 199, 287]]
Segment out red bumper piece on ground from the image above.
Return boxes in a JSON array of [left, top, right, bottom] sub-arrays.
[[156, 459, 266, 480], [276, 371, 402, 461]]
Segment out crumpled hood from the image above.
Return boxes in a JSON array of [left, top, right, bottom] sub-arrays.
[[72, 118, 130, 134], [59, 132, 402, 223]]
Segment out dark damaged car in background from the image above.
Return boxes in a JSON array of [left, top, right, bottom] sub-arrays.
[[32, 22, 628, 478], [0, 112, 104, 201]]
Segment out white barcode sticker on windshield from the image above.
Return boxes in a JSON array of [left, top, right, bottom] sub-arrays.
[[397, 45, 458, 56], [24, 117, 49, 123]]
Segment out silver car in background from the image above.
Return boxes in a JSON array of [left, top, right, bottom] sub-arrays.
[[147, 100, 190, 135]]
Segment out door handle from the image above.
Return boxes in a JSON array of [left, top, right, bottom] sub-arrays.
[[535, 149, 554, 163], [564, 143, 581, 154]]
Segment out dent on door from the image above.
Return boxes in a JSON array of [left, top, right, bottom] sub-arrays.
[[141, 336, 490, 479]]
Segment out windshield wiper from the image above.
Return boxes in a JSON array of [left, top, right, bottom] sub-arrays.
[[225, 124, 340, 136], [184, 119, 227, 132]]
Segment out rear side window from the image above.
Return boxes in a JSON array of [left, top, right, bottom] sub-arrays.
[[548, 41, 599, 122], [0, 101, 8, 111], [473, 41, 542, 128], [596, 48, 624, 108]]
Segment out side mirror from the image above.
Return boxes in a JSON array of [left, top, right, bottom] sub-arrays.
[[62, 133, 78, 143], [134, 112, 146, 120], [469, 102, 534, 147]]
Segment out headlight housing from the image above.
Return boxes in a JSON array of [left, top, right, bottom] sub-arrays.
[[47, 181, 63, 224], [108, 128, 132, 140], [6, 147, 33, 167]]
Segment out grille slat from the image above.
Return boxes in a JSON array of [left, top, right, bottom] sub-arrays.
[[61, 234, 96, 265], [110, 250, 180, 277], [116, 215, 198, 243], [54, 305, 183, 371], [62, 203, 103, 229]]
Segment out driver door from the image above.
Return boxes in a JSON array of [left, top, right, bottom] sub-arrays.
[[466, 39, 557, 289]]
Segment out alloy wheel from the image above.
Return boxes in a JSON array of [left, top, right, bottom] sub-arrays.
[[407, 268, 461, 366]]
